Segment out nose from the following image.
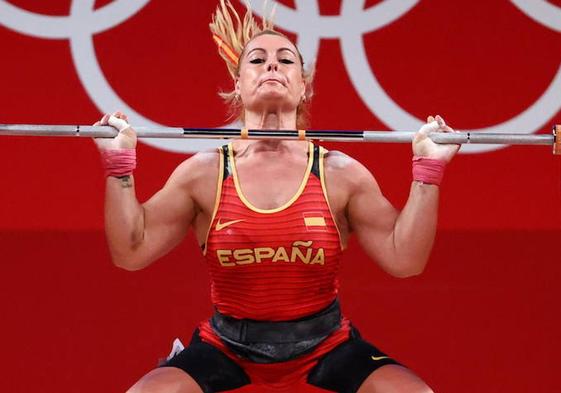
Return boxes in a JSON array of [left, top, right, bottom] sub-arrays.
[[267, 60, 278, 72]]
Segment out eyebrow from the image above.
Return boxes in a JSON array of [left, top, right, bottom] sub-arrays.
[[247, 47, 297, 56]]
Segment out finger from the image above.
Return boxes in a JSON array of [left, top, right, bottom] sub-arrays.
[[435, 115, 446, 127], [108, 114, 131, 132], [418, 120, 440, 136], [100, 114, 111, 125], [427, 115, 435, 123]]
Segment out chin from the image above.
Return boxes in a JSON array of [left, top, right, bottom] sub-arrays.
[[250, 93, 296, 108]]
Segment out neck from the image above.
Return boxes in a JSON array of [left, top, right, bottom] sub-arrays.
[[236, 108, 304, 156], [243, 108, 297, 130]]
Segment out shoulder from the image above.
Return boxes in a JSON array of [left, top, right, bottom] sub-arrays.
[[166, 148, 221, 187], [323, 149, 379, 192]]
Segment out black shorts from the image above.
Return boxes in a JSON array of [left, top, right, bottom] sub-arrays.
[[162, 326, 400, 393]]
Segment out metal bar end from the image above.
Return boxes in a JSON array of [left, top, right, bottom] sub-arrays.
[[554, 125, 561, 155]]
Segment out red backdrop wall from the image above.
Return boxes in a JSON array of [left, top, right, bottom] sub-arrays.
[[1, 1, 560, 392]]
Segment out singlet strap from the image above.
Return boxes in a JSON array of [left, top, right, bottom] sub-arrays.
[[201, 146, 227, 255], [222, 144, 232, 181], [311, 144, 320, 178]]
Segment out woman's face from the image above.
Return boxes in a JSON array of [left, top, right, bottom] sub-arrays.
[[236, 34, 305, 113]]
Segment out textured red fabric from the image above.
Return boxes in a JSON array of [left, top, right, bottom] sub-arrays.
[[197, 144, 352, 387], [99, 148, 136, 178], [202, 145, 344, 321], [412, 156, 447, 186]]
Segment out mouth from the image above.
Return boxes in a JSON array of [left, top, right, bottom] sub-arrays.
[[260, 78, 286, 87]]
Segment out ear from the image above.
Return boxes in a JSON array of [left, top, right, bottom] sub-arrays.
[[301, 63, 315, 101], [299, 75, 310, 103], [235, 78, 241, 96]]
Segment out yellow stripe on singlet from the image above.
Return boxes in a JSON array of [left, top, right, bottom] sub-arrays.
[[202, 148, 225, 256]]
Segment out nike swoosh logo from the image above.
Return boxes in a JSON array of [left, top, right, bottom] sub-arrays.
[[371, 355, 390, 361], [215, 218, 245, 231]]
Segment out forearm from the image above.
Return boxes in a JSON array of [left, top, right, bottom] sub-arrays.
[[350, 116, 456, 277], [95, 113, 196, 270], [392, 181, 439, 276], [104, 175, 146, 269]]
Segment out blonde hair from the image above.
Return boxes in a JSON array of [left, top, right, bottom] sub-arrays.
[[209, 0, 314, 128]]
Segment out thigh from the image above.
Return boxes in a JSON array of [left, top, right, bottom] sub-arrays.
[[127, 367, 203, 393], [161, 329, 250, 393], [357, 364, 433, 393], [307, 327, 400, 393]]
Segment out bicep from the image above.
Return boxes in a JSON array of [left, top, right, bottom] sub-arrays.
[[346, 165, 399, 268], [136, 163, 198, 263]]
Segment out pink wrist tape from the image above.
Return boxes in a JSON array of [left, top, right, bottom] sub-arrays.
[[412, 156, 446, 186], [100, 149, 137, 178]]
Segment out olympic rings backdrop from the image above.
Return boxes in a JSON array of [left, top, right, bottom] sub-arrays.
[[1, 1, 560, 392]]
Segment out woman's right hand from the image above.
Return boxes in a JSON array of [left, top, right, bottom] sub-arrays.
[[93, 111, 137, 150]]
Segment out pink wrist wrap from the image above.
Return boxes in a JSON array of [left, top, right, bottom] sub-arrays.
[[100, 149, 137, 178], [412, 156, 446, 186]]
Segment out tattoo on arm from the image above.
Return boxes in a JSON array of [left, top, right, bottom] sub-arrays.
[[118, 175, 133, 188]]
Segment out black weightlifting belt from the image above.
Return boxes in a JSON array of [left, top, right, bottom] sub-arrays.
[[210, 299, 342, 364]]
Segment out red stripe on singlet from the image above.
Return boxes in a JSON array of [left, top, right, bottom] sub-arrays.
[[203, 143, 344, 321]]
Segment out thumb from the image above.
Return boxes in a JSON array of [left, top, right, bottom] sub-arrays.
[[108, 115, 130, 132], [417, 120, 440, 136]]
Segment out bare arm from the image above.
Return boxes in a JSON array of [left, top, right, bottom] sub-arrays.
[[94, 112, 214, 270], [104, 160, 198, 271], [345, 162, 439, 277], [342, 116, 459, 277]]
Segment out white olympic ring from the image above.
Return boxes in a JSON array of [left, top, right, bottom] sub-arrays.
[[0, 0, 150, 38], [0, 0, 560, 153], [511, 0, 561, 33]]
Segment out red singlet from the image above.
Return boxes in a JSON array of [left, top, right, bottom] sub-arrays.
[[198, 143, 351, 386]]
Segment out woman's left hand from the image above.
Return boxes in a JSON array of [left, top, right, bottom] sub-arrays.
[[413, 115, 460, 163]]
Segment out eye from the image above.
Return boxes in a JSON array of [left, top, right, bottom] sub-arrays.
[[280, 59, 295, 64], [249, 58, 265, 64]]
